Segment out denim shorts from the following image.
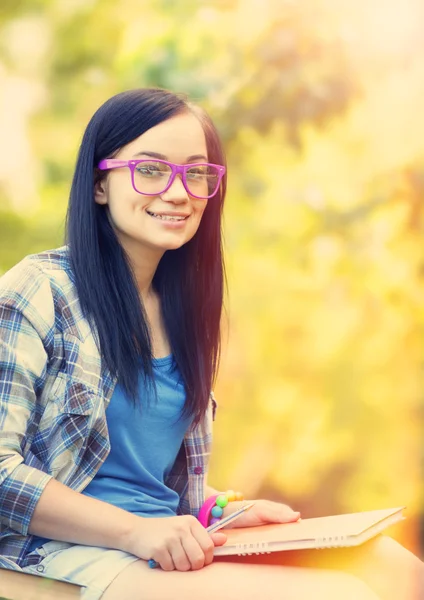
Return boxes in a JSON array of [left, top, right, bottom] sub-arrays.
[[23, 541, 140, 599]]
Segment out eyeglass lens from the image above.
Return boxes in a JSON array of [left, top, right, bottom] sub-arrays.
[[133, 161, 220, 198]]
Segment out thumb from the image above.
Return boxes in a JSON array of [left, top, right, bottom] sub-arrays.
[[210, 531, 227, 546]]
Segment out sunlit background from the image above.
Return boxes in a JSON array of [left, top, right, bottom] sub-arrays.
[[1, 0, 423, 556]]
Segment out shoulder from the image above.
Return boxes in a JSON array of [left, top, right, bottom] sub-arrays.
[[0, 246, 75, 332]]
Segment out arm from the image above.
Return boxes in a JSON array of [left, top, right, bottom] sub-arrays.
[[0, 271, 162, 552], [29, 477, 139, 550], [0, 271, 55, 535]]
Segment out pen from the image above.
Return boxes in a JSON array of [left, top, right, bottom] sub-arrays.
[[148, 501, 255, 569], [206, 501, 255, 534]]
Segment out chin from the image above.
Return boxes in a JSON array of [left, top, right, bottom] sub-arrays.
[[161, 240, 189, 251], [159, 233, 196, 251]]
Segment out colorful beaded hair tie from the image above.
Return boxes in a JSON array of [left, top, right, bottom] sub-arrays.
[[198, 490, 244, 528]]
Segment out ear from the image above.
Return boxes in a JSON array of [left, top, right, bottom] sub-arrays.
[[94, 177, 108, 205]]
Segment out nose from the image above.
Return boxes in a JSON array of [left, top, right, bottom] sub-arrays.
[[160, 173, 189, 203]]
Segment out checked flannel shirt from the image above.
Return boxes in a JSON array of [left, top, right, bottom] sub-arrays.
[[0, 247, 217, 571]]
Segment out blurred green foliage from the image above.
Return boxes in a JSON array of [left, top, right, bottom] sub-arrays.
[[1, 0, 423, 553]]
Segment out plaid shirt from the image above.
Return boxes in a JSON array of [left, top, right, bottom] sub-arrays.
[[0, 247, 216, 571]]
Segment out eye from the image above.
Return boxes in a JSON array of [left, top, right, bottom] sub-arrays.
[[135, 162, 169, 177], [186, 165, 208, 179], [186, 165, 220, 185]]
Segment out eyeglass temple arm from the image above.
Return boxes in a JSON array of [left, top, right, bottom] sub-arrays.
[[98, 159, 129, 170]]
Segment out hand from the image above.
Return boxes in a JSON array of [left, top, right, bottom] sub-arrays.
[[122, 514, 227, 572], [224, 499, 301, 529]]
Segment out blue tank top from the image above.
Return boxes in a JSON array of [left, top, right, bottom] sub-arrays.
[[28, 354, 192, 554]]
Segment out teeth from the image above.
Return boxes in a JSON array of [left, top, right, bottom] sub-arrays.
[[148, 212, 186, 221]]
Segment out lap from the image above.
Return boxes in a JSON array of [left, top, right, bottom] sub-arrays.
[[24, 535, 422, 600], [101, 556, 378, 600], [215, 536, 424, 600], [102, 535, 424, 600]]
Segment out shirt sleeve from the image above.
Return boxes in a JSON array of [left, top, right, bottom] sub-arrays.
[[0, 261, 55, 535]]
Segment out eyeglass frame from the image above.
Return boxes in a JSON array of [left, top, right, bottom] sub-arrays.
[[97, 158, 226, 199]]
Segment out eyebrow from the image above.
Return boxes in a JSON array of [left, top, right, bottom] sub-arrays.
[[133, 151, 208, 162]]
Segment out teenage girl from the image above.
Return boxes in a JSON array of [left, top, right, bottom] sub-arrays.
[[0, 89, 422, 599]]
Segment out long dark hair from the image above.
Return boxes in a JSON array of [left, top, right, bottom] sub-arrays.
[[66, 89, 227, 424]]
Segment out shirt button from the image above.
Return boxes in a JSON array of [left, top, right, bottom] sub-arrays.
[[194, 466, 203, 475], [36, 565, 45, 573]]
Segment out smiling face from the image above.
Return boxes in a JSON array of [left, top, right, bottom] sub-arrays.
[[95, 111, 210, 262]]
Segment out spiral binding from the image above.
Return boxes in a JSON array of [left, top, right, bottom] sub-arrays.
[[234, 536, 351, 555], [235, 541, 271, 556], [315, 535, 346, 549]]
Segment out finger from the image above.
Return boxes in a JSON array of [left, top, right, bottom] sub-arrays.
[[154, 548, 175, 572], [275, 503, 301, 522], [253, 500, 300, 524], [190, 522, 220, 566], [210, 532, 227, 546], [180, 534, 209, 571], [168, 539, 192, 572]]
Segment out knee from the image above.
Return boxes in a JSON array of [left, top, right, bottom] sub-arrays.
[[366, 534, 414, 561], [368, 534, 397, 553]]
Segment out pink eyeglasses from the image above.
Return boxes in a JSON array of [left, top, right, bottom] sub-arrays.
[[98, 158, 226, 199]]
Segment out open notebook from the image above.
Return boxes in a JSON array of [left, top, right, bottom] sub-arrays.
[[213, 506, 405, 557]]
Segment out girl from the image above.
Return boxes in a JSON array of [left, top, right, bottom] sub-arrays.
[[0, 88, 422, 599]]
